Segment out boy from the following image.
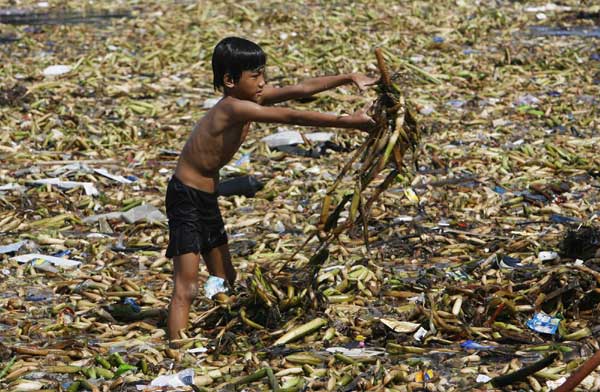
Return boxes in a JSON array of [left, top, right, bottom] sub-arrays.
[[166, 36, 376, 342]]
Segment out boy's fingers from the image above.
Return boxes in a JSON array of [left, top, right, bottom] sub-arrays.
[[360, 76, 379, 89], [365, 76, 379, 86], [354, 74, 379, 91]]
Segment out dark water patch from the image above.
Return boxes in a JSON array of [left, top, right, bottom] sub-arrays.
[[0, 8, 132, 25], [0, 34, 18, 44], [560, 10, 600, 24], [530, 25, 600, 38]]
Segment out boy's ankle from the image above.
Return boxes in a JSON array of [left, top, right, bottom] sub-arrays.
[[169, 340, 183, 349]]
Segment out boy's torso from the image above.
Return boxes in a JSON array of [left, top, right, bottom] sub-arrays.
[[175, 99, 250, 193]]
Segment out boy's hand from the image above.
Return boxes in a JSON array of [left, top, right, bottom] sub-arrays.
[[351, 73, 379, 91], [349, 103, 376, 131]]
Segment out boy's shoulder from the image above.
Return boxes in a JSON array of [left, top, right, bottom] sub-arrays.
[[215, 96, 261, 116], [202, 96, 260, 129]]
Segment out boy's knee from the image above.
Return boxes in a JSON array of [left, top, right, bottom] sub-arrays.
[[174, 281, 198, 302]]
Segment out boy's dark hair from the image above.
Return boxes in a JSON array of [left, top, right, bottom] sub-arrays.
[[212, 37, 266, 91]]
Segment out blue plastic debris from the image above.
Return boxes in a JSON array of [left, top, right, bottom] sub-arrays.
[[433, 36, 445, 43], [424, 370, 434, 381], [493, 185, 507, 195], [123, 297, 141, 313], [234, 153, 251, 167], [527, 312, 561, 335], [550, 214, 581, 224], [498, 255, 522, 269], [52, 249, 72, 257], [461, 340, 495, 350]]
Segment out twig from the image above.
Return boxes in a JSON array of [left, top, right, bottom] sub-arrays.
[[490, 353, 558, 388]]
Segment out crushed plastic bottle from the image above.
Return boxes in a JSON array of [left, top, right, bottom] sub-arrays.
[[137, 368, 194, 390], [204, 276, 227, 299]]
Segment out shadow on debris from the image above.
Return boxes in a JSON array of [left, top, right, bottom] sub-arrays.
[[0, 8, 132, 25]]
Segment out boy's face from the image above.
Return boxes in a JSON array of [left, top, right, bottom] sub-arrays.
[[228, 68, 266, 102]]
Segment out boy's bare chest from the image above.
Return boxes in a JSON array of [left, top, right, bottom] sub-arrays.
[[219, 122, 250, 161], [223, 122, 250, 145]]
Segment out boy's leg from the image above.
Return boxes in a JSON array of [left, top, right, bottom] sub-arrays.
[[168, 252, 200, 342], [203, 243, 236, 286]]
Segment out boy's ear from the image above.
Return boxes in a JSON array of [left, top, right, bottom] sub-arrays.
[[223, 73, 235, 89]]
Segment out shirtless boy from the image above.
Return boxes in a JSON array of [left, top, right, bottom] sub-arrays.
[[166, 36, 376, 342]]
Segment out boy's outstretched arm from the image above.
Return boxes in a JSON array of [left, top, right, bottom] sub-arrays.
[[261, 73, 377, 105], [231, 99, 375, 131]]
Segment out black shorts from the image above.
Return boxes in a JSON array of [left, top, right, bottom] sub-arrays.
[[165, 176, 228, 258]]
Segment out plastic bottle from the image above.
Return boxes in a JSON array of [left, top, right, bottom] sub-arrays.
[[204, 276, 227, 299]]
